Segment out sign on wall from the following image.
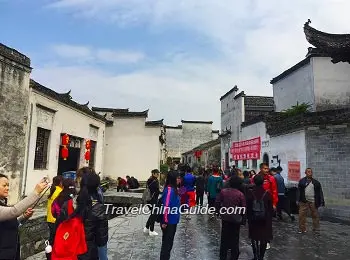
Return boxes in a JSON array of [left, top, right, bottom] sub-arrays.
[[230, 137, 261, 160], [288, 161, 301, 182]]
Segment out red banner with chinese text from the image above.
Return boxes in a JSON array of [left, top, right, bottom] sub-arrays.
[[288, 161, 301, 182], [230, 137, 261, 160]]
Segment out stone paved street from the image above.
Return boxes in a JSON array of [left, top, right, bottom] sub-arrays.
[[107, 211, 350, 260], [27, 206, 350, 260]]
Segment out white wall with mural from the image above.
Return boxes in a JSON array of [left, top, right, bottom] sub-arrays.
[[269, 130, 307, 186]]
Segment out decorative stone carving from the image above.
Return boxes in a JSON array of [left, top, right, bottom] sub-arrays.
[[36, 107, 54, 130]]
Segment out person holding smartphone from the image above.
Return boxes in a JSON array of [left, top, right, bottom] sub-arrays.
[[0, 176, 48, 221], [0, 174, 49, 260]]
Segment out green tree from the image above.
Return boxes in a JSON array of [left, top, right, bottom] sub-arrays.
[[282, 102, 312, 117]]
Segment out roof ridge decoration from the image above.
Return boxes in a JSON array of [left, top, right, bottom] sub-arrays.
[[79, 101, 90, 107], [304, 19, 350, 63], [220, 85, 239, 101], [59, 90, 72, 100], [234, 91, 245, 100]]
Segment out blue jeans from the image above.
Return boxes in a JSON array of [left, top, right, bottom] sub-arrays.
[[98, 245, 108, 260]]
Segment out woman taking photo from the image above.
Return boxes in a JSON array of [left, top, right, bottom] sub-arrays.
[[0, 176, 48, 221], [160, 170, 181, 260], [0, 174, 48, 260]]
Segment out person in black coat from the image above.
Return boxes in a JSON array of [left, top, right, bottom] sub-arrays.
[[195, 173, 205, 206], [0, 173, 36, 260], [144, 169, 160, 236], [246, 175, 273, 260], [77, 170, 108, 260], [297, 168, 325, 233]]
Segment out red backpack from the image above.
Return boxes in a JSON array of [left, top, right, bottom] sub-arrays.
[[51, 199, 87, 260]]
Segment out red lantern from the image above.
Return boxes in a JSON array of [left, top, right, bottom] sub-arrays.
[[61, 146, 69, 160], [85, 140, 91, 150], [195, 150, 202, 158], [85, 150, 90, 162], [61, 134, 70, 146]]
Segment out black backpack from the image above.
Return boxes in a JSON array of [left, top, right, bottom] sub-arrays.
[[251, 191, 267, 221]]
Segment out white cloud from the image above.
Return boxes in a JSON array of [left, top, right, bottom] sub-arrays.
[[47, 0, 350, 64], [50, 44, 145, 64], [95, 49, 145, 63], [31, 58, 235, 129], [41, 0, 350, 128], [51, 44, 92, 60]]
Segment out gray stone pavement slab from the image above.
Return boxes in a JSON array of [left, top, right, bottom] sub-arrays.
[[26, 208, 350, 260]]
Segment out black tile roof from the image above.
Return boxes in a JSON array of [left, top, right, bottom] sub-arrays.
[[182, 138, 221, 155], [244, 96, 274, 107], [265, 108, 350, 136], [304, 20, 350, 63], [165, 125, 182, 129], [234, 91, 245, 100], [241, 115, 267, 128], [218, 130, 231, 137], [91, 107, 129, 113], [220, 85, 238, 101], [30, 79, 107, 122], [145, 119, 164, 126], [0, 43, 31, 68], [270, 47, 330, 84], [181, 120, 213, 124], [112, 109, 149, 118]]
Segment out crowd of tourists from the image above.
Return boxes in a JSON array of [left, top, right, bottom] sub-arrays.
[[0, 162, 324, 260], [148, 163, 325, 260]]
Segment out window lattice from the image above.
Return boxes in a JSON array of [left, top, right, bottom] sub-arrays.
[[34, 128, 50, 169]]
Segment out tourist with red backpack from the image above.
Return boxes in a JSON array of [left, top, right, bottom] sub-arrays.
[[50, 178, 87, 260], [76, 168, 109, 260]]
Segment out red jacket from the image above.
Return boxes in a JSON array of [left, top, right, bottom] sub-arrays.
[[262, 173, 278, 207], [118, 178, 127, 186], [251, 173, 278, 207]]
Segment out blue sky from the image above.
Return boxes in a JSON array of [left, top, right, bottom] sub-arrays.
[[1, 0, 350, 129]]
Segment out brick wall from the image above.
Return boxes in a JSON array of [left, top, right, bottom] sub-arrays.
[[306, 125, 350, 220]]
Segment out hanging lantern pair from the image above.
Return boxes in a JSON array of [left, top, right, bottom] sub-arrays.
[[61, 134, 70, 160], [85, 139, 91, 163]]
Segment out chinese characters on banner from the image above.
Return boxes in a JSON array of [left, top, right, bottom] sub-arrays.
[[230, 137, 261, 160], [288, 161, 301, 182]]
